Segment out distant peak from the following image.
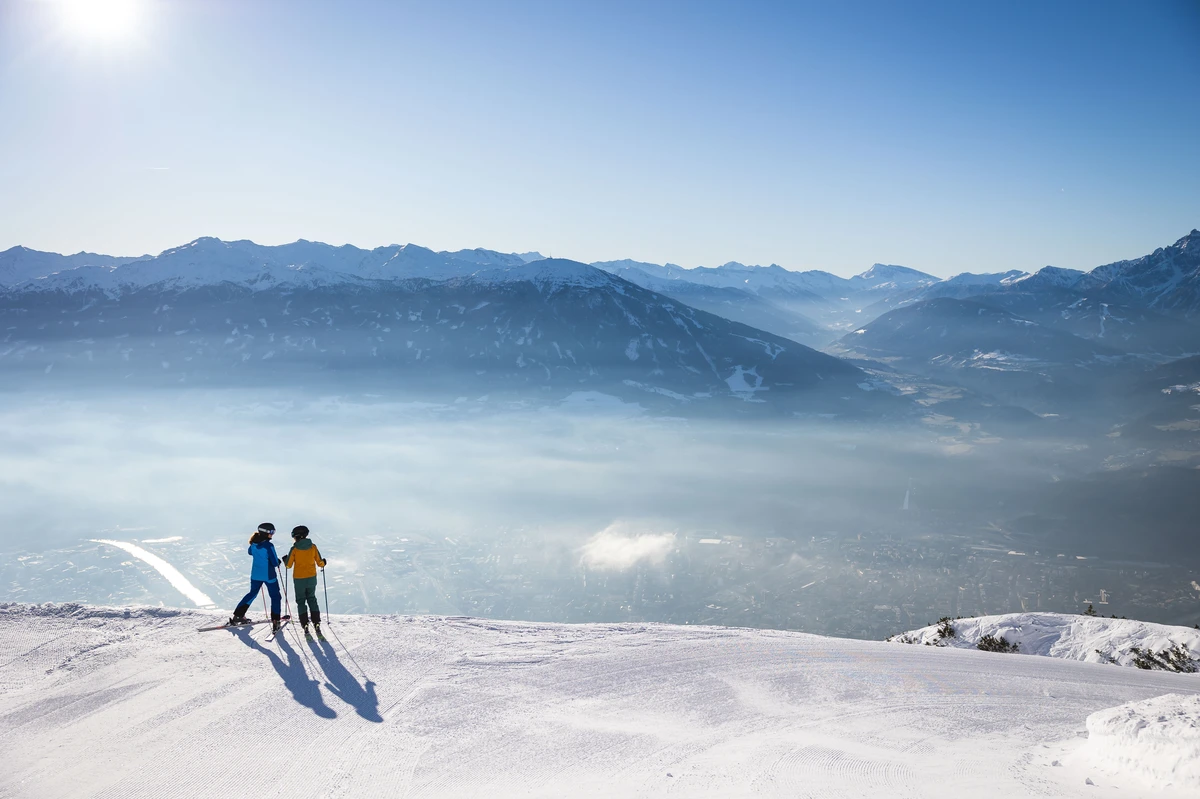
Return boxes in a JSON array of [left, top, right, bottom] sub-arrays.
[[856, 263, 930, 279], [165, 237, 226, 255], [1175, 229, 1200, 248]]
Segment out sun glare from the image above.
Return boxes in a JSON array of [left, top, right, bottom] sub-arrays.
[[54, 0, 142, 41]]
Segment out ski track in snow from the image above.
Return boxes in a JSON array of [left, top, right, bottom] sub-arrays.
[[1, 604, 1198, 798], [89, 540, 215, 607]]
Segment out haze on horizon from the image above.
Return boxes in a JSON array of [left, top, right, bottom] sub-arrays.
[[1, 0, 1198, 278]]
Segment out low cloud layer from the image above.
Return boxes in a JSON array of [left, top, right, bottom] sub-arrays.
[[580, 525, 675, 571]]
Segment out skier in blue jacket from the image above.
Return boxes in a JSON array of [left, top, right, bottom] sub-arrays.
[[229, 522, 284, 631]]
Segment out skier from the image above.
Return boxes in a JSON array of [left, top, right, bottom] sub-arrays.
[[283, 525, 327, 638], [229, 522, 284, 632]]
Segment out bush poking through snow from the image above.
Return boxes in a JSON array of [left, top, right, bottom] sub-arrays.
[[1129, 643, 1199, 673], [935, 616, 956, 642], [976, 634, 1019, 654]]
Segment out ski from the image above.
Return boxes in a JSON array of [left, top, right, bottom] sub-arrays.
[[265, 617, 292, 642], [199, 618, 268, 633], [199, 614, 291, 633]]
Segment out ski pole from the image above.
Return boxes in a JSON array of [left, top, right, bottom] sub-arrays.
[[321, 567, 329, 624], [281, 560, 292, 619]]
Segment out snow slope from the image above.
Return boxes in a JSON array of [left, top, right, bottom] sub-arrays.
[[890, 612, 1200, 669], [3, 603, 1198, 798]]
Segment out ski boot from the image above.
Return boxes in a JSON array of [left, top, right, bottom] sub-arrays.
[[301, 620, 312, 639], [270, 613, 283, 633], [228, 603, 251, 626], [311, 610, 325, 640]]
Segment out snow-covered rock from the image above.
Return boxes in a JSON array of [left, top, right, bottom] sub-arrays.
[[889, 611, 1200, 669], [1081, 693, 1200, 791]]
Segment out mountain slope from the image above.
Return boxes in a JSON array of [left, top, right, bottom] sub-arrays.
[[0, 255, 874, 412], [3, 603, 1196, 798], [831, 297, 1126, 369], [588, 261, 829, 346]]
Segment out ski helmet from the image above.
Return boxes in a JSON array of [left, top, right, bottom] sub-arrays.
[[257, 522, 276, 535], [291, 525, 309, 539]]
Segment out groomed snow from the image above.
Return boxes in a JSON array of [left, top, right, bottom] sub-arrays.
[[3, 604, 1198, 797], [890, 611, 1200, 668]]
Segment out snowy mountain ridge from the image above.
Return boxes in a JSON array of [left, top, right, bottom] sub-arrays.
[[591, 258, 939, 302], [890, 611, 1200, 670], [0, 244, 143, 288], [7, 230, 1198, 313], [1, 238, 556, 295]]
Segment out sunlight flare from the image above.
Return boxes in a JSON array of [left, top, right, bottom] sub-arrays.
[[52, 0, 142, 41]]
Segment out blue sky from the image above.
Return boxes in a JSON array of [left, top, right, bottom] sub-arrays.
[[1, 0, 1197, 277]]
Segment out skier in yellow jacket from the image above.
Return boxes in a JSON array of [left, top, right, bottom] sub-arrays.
[[283, 525, 327, 638]]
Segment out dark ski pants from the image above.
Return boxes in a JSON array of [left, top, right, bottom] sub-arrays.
[[238, 579, 281, 616], [294, 576, 320, 624]]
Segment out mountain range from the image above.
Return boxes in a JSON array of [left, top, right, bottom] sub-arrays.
[[0, 239, 882, 415], [2, 230, 1197, 425]]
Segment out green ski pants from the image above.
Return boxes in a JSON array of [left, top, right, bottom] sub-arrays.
[[294, 576, 320, 623]]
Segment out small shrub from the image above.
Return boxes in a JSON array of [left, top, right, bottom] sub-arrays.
[[936, 616, 956, 641], [1084, 604, 1097, 616], [1129, 644, 1199, 673], [977, 634, 1019, 654]]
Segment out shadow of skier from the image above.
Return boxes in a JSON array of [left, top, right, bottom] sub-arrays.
[[309, 638, 381, 722], [237, 628, 336, 719]]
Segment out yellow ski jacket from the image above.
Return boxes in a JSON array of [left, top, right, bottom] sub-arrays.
[[284, 538, 326, 579]]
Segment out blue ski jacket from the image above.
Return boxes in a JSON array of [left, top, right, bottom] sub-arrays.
[[248, 541, 280, 583]]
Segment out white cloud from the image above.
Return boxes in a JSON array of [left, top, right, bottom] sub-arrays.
[[580, 524, 675, 571]]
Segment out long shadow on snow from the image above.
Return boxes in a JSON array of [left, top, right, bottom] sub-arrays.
[[236, 628, 336, 719], [309, 639, 381, 722]]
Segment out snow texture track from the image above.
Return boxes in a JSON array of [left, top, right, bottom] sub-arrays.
[[1, 604, 1197, 798]]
